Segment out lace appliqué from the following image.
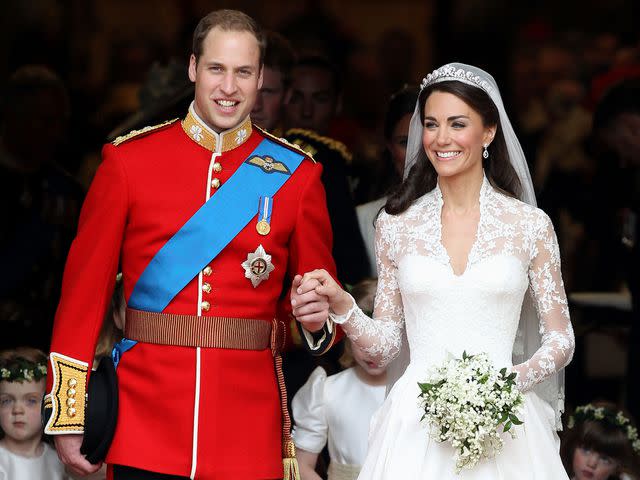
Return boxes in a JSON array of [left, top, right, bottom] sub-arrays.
[[333, 178, 574, 388]]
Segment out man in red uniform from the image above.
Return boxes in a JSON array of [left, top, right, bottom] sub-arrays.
[[44, 9, 338, 480]]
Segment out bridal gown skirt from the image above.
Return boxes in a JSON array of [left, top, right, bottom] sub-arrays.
[[357, 365, 569, 479]]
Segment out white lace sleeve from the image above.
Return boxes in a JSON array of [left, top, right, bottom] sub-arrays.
[[513, 212, 575, 391], [331, 212, 404, 367]]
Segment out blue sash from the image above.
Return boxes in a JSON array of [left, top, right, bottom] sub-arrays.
[[128, 138, 304, 312]]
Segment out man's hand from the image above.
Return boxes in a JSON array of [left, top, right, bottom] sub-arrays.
[[297, 269, 353, 315], [290, 275, 329, 332], [54, 434, 102, 476]]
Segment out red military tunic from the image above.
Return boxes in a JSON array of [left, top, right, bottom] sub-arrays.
[[44, 105, 338, 479]]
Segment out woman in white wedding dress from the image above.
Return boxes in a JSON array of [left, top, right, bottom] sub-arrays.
[[292, 63, 575, 479]]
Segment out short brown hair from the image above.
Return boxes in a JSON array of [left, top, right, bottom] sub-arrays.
[[561, 401, 639, 477], [264, 31, 296, 88], [192, 9, 266, 65], [0, 347, 47, 364]]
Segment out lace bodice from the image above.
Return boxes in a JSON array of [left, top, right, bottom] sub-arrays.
[[335, 178, 575, 392]]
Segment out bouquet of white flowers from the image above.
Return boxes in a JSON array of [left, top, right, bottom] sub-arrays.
[[418, 351, 524, 473]]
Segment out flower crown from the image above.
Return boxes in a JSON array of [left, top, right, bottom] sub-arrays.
[[0, 356, 48, 383], [568, 404, 640, 454], [420, 65, 495, 95]]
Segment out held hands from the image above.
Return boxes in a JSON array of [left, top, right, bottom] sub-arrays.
[[54, 434, 102, 476], [291, 269, 354, 321], [290, 275, 329, 332]]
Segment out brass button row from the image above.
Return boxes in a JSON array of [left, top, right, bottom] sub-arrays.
[[201, 263, 214, 311], [211, 162, 223, 189], [202, 160, 220, 312], [67, 378, 78, 417]]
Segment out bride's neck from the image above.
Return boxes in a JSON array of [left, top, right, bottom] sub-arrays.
[[438, 168, 484, 213]]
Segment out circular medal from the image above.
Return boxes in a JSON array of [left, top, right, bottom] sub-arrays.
[[250, 258, 268, 276], [256, 219, 271, 236]]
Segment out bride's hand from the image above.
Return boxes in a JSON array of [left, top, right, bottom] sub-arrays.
[[297, 269, 354, 315]]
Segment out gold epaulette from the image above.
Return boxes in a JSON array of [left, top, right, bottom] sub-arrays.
[[112, 118, 179, 146], [254, 125, 316, 163], [285, 128, 353, 164], [43, 353, 89, 435]]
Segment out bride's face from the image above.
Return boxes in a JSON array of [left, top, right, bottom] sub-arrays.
[[422, 91, 495, 179]]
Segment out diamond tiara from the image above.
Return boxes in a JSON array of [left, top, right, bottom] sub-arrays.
[[420, 65, 494, 94]]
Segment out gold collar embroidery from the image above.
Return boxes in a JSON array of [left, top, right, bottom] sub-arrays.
[[182, 103, 252, 153]]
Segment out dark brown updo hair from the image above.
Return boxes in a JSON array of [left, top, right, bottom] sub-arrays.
[[384, 80, 522, 215], [560, 401, 639, 478]]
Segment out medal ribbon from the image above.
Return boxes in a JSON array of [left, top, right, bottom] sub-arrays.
[[128, 139, 304, 312], [258, 196, 273, 229]]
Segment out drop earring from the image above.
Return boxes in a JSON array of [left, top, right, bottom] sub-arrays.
[[482, 144, 489, 159]]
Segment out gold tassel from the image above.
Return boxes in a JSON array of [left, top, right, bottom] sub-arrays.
[[282, 439, 300, 480], [283, 457, 301, 480]]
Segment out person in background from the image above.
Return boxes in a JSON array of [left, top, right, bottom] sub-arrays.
[[589, 78, 640, 422], [251, 31, 295, 136], [285, 55, 369, 286], [292, 278, 385, 480], [0, 347, 69, 480], [356, 85, 418, 275], [561, 402, 639, 480], [0, 65, 83, 352]]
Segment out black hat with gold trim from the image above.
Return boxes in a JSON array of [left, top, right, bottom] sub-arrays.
[[80, 355, 118, 464]]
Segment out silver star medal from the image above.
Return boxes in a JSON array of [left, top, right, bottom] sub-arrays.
[[242, 244, 275, 287]]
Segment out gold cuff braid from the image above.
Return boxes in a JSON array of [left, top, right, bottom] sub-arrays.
[[43, 353, 88, 434]]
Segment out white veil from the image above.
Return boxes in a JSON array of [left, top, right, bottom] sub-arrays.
[[388, 62, 565, 430]]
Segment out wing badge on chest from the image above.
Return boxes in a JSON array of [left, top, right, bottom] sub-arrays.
[[245, 155, 291, 175]]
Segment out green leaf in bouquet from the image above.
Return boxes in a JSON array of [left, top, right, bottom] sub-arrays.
[[418, 382, 434, 394], [503, 420, 512, 432], [506, 372, 517, 382], [499, 367, 507, 376], [499, 412, 509, 424], [509, 414, 523, 425]]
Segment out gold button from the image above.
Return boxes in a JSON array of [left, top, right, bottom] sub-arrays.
[[211, 178, 221, 189], [67, 388, 76, 398], [203, 266, 212, 276], [202, 283, 211, 294], [67, 398, 76, 407], [67, 407, 76, 417], [213, 162, 222, 173], [201, 300, 210, 312], [67, 378, 77, 388]]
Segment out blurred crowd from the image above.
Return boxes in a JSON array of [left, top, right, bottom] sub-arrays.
[[1, 1, 639, 479]]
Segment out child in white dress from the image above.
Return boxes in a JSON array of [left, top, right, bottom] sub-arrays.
[[561, 402, 639, 480], [292, 279, 385, 480], [0, 347, 69, 480]]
